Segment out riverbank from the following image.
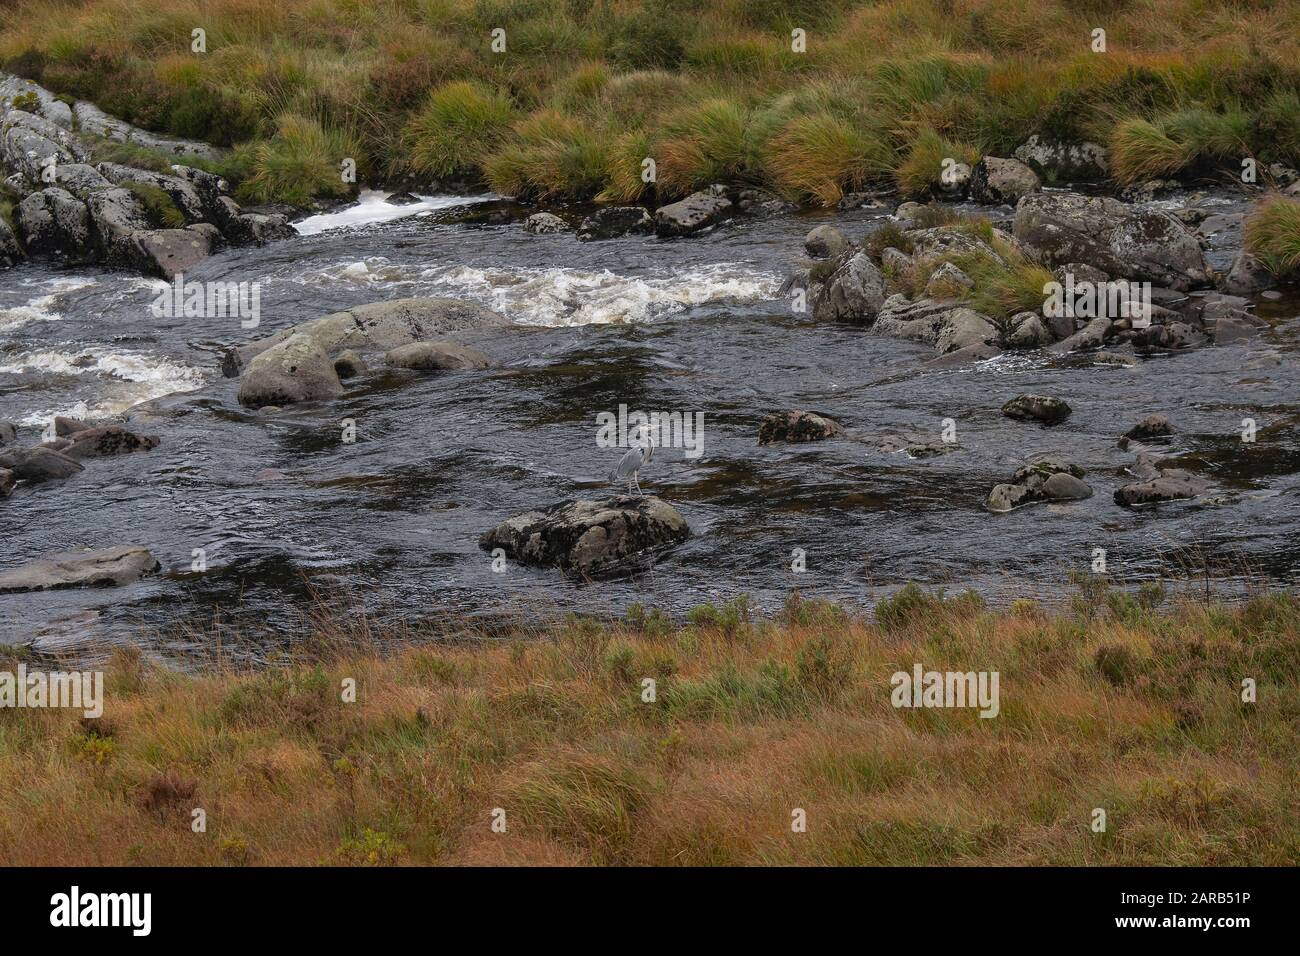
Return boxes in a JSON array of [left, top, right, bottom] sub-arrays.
[[1, 589, 1296, 865], [2, 0, 1298, 207]]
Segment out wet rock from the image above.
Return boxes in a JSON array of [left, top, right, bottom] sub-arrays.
[[1118, 179, 1180, 203], [16, 187, 92, 261], [129, 226, 214, 279], [969, 156, 1040, 204], [0, 467, 13, 497], [654, 190, 733, 237], [228, 297, 508, 375], [576, 206, 652, 241], [237, 332, 344, 408], [1212, 311, 1265, 345], [62, 425, 160, 459], [53, 416, 89, 437], [480, 496, 690, 578], [813, 251, 885, 323], [1013, 136, 1109, 182], [0, 544, 159, 593], [385, 192, 421, 206], [1049, 316, 1111, 354], [758, 410, 844, 445], [0, 445, 84, 482], [1118, 414, 1173, 449], [1006, 312, 1052, 348], [1114, 468, 1207, 507], [524, 212, 568, 235], [0, 421, 17, 445], [385, 341, 490, 371], [227, 211, 295, 245], [333, 350, 367, 379], [872, 296, 998, 353], [986, 456, 1090, 512], [876, 430, 954, 457], [1002, 394, 1071, 425], [1220, 250, 1273, 295], [1014, 192, 1210, 290], [804, 224, 850, 259], [922, 342, 1002, 368]]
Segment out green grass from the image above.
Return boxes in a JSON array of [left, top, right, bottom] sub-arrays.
[[234, 112, 358, 207], [403, 81, 514, 181], [121, 181, 186, 228]]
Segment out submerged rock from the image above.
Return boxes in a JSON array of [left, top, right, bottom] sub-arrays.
[[0, 445, 84, 482], [0, 544, 159, 593], [1118, 414, 1174, 449], [61, 425, 160, 459], [480, 496, 690, 578], [758, 410, 844, 445], [1114, 468, 1207, 507]]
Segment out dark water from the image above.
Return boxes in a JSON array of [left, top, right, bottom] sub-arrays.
[[2, 190, 1298, 661]]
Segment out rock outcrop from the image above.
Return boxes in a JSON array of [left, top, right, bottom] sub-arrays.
[[480, 496, 690, 578], [0, 545, 159, 593]]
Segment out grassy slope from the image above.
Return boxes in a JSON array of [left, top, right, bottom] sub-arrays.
[[0, 588, 1296, 866], [3, 0, 1300, 206]]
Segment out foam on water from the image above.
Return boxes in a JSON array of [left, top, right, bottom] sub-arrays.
[[0, 276, 99, 332], [0, 345, 207, 424], [292, 189, 494, 236], [300, 258, 781, 325]]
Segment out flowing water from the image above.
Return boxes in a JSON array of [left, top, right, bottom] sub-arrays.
[[2, 190, 1298, 660]]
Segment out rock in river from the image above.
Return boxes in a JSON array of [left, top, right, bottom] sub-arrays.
[[758, 410, 844, 445], [480, 496, 690, 578], [1002, 394, 1072, 425], [0, 545, 159, 593], [385, 341, 490, 371]]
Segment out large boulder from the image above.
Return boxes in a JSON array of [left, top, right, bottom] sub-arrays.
[[480, 496, 690, 578], [804, 224, 850, 259], [0, 545, 159, 593], [225, 210, 295, 245], [1114, 468, 1207, 507], [986, 456, 1091, 512], [0, 445, 84, 482], [15, 187, 92, 261], [85, 187, 151, 264], [524, 212, 568, 235], [1013, 136, 1109, 183], [758, 410, 844, 445], [969, 156, 1040, 204], [226, 297, 509, 376], [813, 251, 886, 323], [654, 190, 733, 237], [0, 123, 73, 182], [96, 162, 207, 222], [129, 226, 215, 278], [1014, 192, 1211, 290], [237, 332, 344, 408]]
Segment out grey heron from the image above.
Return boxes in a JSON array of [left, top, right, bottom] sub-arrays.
[[612, 423, 655, 496]]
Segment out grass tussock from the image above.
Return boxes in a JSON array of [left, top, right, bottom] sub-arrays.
[[4, 0, 1296, 206], [1245, 195, 1300, 279], [1, 588, 1296, 866]]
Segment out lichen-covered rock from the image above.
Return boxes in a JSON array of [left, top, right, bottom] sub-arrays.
[[480, 496, 690, 578], [1013, 136, 1109, 182], [758, 410, 844, 445], [1014, 192, 1210, 290], [654, 190, 733, 237], [16, 187, 92, 261], [813, 251, 886, 323], [61, 425, 160, 459], [969, 156, 1040, 204], [524, 212, 568, 235], [237, 332, 344, 408], [576, 206, 652, 241], [1114, 468, 1207, 507]]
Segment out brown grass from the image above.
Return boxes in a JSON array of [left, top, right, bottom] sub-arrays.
[[0, 588, 1296, 866]]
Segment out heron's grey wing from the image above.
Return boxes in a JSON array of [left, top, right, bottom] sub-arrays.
[[612, 446, 644, 479]]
